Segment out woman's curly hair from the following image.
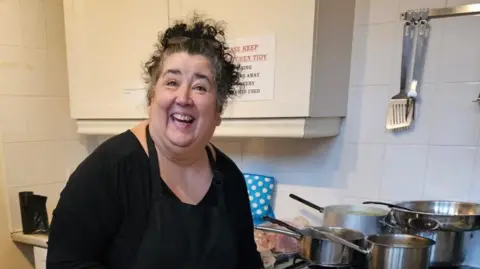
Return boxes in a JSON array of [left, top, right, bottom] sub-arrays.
[[143, 14, 241, 113]]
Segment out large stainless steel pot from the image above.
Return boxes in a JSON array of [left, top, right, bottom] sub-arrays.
[[257, 216, 365, 267], [318, 231, 436, 269], [364, 200, 480, 231], [290, 194, 389, 235], [382, 218, 475, 266]]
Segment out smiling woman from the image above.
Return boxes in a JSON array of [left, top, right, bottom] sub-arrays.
[[46, 14, 263, 269]]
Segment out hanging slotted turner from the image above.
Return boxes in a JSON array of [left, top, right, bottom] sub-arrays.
[[386, 21, 416, 130]]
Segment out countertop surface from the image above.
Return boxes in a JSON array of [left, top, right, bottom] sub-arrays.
[[9, 233, 480, 269], [11, 231, 48, 249]]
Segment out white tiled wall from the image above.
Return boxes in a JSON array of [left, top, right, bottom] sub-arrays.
[[0, 0, 89, 233]]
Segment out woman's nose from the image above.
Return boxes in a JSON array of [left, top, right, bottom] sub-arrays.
[[174, 86, 193, 106]]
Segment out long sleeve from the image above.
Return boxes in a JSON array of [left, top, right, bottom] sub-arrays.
[[46, 152, 121, 269], [233, 171, 264, 269]]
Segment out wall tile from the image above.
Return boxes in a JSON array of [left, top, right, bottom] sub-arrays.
[[399, 0, 447, 11], [19, 0, 47, 50], [469, 148, 480, 202], [0, 46, 26, 95], [0, 96, 29, 143], [355, 0, 400, 25], [3, 140, 88, 188], [344, 86, 390, 143], [437, 16, 480, 83], [379, 145, 429, 200], [350, 23, 397, 86], [25, 97, 78, 141], [424, 146, 476, 200], [429, 83, 480, 146], [211, 139, 243, 165], [340, 143, 385, 199], [23, 48, 48, 96], [0, 0, 22, 46]]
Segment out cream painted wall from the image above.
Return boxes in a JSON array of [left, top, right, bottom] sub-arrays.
[[0, 0, 89, 267], [0, 140, 33, 269]]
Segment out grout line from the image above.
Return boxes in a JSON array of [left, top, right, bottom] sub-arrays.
[[3, 138, 80, 144], [0, 93, 69, 98], [7, 180, 68, 189], [420, 145, 431, 199]]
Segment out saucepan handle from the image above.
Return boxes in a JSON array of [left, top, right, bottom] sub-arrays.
[[289, 194, 325, 213], [362, 201, 413, 211], [312, 228, 369, 255], [262, 216, 304, 235], [254, 226, 302, 240]]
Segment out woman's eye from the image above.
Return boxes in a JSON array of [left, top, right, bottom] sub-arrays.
[[194, 86, 207, 92], [166, 81, 178, 87]]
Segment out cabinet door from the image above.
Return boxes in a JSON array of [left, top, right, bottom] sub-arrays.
[[169, 0, 316, 118], [63, 0, 169, 119]]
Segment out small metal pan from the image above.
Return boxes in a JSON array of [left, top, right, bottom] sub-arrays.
[[256, 216, 365, 267]]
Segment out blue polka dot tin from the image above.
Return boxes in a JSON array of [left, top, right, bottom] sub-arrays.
[[243, 173, 275, 226]]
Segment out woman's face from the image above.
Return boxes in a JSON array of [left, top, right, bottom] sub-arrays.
[[149, 52, 221, 152]]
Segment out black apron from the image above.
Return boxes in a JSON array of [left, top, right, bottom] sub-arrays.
[[132, 125, 238, 269]]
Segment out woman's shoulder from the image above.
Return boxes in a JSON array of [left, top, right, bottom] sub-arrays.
[[71, 130, 148, 179], [210, 144, 244, 181], [93, 130, 145, 159]]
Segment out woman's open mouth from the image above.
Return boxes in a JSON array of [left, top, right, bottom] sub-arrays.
[[170, 113, 195, 129]]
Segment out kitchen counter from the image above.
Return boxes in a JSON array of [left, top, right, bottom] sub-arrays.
[[11, 231, 48, 249]]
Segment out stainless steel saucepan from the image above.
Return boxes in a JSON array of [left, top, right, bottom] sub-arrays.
[[364, 200, 480, 231], [381, 218, 475, 266], [290, 193, 389, 235], [256, 216, 365, 267], [317, 230, 436, 269]]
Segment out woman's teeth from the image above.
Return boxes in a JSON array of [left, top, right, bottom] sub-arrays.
[[171, 113, 194, 123]]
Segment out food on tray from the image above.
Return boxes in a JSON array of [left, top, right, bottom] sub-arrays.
[[254, 216, 310, 254], [254, 229, 277, 252]]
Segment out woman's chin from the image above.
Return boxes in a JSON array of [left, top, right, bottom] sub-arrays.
[[165, 130, 196, 148]]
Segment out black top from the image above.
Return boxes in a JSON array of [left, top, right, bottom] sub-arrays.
[[46, 130, 263, 269]]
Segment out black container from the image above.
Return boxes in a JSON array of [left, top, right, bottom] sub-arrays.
[[19, 191, 49, 234]]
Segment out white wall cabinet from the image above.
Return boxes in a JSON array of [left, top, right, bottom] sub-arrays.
[[64, 0, 355, 138], [63, 0, 169, 119]]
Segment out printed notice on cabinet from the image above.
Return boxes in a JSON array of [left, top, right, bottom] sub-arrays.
[[229, 34, 275, 101]]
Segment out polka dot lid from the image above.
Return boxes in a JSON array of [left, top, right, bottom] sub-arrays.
[[244, 173, 275, 226]]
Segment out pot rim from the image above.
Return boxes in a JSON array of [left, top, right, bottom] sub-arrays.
[[325, 205, 390, 216], [366, 234, 436, 249], [393, 200, 480, 217]]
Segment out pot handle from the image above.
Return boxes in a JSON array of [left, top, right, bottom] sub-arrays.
[[362, 201, 413, 211], [379, 219, 408, 233], [262, 216, 304, 235], [407, 218, 440, 231], [312, 228, 369, 255], [289, 194, 325, 213], [254, 226, 302, 240]]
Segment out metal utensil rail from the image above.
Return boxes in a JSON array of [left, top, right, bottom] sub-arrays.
[[401, 3, 480, 20]]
